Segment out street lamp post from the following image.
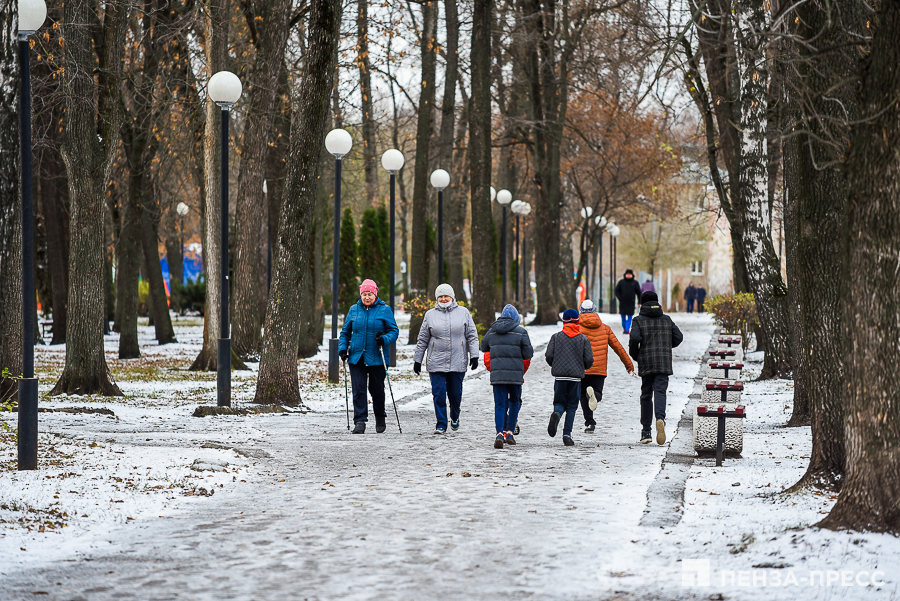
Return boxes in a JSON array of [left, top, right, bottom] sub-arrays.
[[606, 223, 620, 313], [176, 202, 189, 264], [495, 189, 512, 305], [595, 215, 607, 311], [579, 206, 593, 293], [208, 70, 242, 407], [381, 149, 404, 367], [510, 200, 526, 306], [16, 0, 47, 471], [430, 169, 450, 284], [326, 128, 353, 383], [262, 180, 270, 291], [520, 203, 532, 306]]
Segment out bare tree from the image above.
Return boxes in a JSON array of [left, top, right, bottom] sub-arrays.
[[51, 0, 129, 396], [254, 0, 342, 406]]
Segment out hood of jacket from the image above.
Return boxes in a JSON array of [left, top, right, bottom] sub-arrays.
[[639, 301, 664, 318], [578, 312, 602, 330], [356, 297, 387, 310], [562, 322, 581, 337], [491, 316, 520, 334]]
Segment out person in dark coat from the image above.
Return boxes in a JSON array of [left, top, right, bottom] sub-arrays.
[[696, 285, 707, 312], [338, 279, 400, 434], [684, 282, 697, 313], [545, 309, 594, 446], [615, 269, 642, 334], [481, 304, 534, 448], [629, 291, 683, 446]]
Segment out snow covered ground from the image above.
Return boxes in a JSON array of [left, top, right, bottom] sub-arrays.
[[1, 311, 897, 600]]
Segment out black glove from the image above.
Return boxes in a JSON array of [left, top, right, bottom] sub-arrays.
[[339, 349, 348, 362], [375, 332, 384, 346], [413, 362, 422, 375], [470, 357, 479, 371]]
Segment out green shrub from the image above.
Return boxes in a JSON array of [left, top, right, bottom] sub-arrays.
[[704, 292, 758, 351], [173, 277, 207, 315], [138, 281, 150, 317]]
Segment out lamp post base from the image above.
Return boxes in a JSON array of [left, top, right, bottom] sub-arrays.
[[328, 338, 339, 383], [217, 338, 231, 407], [17, 377, 38, 471]]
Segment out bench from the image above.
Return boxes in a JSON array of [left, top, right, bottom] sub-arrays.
[[706, 361, 743, 380], [694, 380, 745, 458], [709, 347, 743, 362], [717, 335, 742, 349], [696, 404, 747, 466]]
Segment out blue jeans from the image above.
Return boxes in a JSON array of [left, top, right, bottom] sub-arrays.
[[621, 314, 634, 332], [687, 300, 695, 313], [553, 381, 581, 436], [430, 371, 465, 430], [493, 384, 522, 434]]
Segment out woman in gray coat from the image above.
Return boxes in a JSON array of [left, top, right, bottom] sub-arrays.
[[414, 284, 480, 434]]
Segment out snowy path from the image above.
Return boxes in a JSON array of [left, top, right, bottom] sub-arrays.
[[0, 316, 715, 600]]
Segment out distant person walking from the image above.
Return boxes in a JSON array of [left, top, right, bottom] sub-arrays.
[[615, 269, 642, 334], [684, 282, 697, 313], [577, 300, 634, 433], [641, 278, 656, 295], [413, 284, 480, 434], [338, 279, 400, 434], [696, 285, 707, 312], [481, 305, 534, 449], [629, 291, 683, 445]]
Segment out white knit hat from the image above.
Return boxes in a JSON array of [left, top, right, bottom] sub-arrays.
[[580, 299, 596, 314], [435, 283, 455, 300]]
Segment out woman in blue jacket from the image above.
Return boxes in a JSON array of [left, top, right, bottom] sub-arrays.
[[339, 279, 399, 434]]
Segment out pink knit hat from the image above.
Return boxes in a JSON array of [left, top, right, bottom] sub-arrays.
[[359, 279, 378, 296]]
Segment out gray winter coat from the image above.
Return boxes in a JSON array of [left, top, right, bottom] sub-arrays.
[[480, 316, 534, 385], [414, 302, 480, 373]]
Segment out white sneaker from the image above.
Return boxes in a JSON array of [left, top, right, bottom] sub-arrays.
[[587, 386, 598, 411]]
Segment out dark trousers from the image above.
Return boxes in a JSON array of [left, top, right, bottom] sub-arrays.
[[579, 374, 606, 427], [349, 361, 386, 424], [430, 371, 465, 429], [639, 374, 668, 431], [553, 380, 581, 437], [686, 299, 695, 313], [493, 384, 522, 433]]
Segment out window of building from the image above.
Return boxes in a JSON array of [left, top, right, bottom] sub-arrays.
[[691, 261, 705, 276]]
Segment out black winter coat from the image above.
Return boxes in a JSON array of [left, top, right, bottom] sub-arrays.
[[615, 277, 642, 315], [480, 317, 534, 385], [545, 329, 594, 380], [628, 302, 683, 376], [684, 285, 697, 301]]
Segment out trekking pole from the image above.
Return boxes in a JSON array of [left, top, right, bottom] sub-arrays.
[[380, 343, 402, 433], [343, 359, 350, 431]]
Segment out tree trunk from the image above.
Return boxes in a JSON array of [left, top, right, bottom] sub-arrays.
[[52, 0, 126, 396], [408, 0, 438, 342], [165, 236, 183, 313], [117, 162, 143, 359], [357, 0, 377, 205], [254, 0, 341, 406], [440, 0, 463, 298], [232, 0, 292, 361], [191, 0, 229, 372], [298, 160, 327, 359], [0, 0, 22, 399], [785, 0, 860, 489], [820, 0, 900, 532], [35, 111, 69, 346], [734, 0, 793, 379], [140, 202, 176, 344], [469, 0, 495, 331]]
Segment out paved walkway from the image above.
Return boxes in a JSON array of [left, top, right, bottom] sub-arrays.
[[1, 317, 713, 601]]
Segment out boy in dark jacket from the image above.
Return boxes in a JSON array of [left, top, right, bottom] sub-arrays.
[[481, 305, 534, 449], [545, 309, 594, 446], [629, 291, 683, 445]]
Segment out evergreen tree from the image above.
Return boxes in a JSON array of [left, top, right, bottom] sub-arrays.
[[338, 207, 358, 313], [358, 206, 386, 288], [377, 203, 391, 290]]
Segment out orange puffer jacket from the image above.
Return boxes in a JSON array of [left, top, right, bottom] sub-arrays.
[[578, 312, 634, 376]]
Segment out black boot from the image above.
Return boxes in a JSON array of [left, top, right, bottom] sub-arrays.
[[352, 422, 366, 434], [376, 421, 386, 434]]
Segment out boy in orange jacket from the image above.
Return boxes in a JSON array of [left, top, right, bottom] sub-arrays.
[[577, 299, 634, 433]]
